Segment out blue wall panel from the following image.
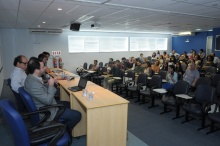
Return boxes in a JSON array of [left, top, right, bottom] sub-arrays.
[[172, 32, 213, 55]]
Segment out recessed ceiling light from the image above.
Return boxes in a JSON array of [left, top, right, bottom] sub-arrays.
[[42, 22, 46, 24], [208, 29, 213, 31], [58, 8, 62, 11], [196, 29, 201, 31]]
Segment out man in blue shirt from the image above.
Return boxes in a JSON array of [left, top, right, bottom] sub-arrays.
[[10, 55, 28, 93]]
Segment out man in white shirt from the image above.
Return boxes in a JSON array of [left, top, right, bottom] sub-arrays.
[[211, 53, 219, 66], [170, 50, 179, 59], [10, 55, 28, 93]]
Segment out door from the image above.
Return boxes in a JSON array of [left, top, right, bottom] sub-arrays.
[[206, 36, 213, 56]]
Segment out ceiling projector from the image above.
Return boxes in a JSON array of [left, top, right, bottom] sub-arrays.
[[91, 23, 101, 29]]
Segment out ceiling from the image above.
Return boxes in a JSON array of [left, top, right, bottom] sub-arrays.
[[1, 0, 220, 34]]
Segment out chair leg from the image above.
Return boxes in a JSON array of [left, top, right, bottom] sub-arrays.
[[139, 95, 149, 105], [206, 121, 219, 135], [135, 92, 141, 103], [148, 95, 159, 108], [160, 104, 172, 114], [198, 115, 209, 131], [182, 112, 194, 124], [172, 105, 184, 120]]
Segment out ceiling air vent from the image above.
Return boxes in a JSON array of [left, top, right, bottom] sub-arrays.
[[29, 28, 63, 34]]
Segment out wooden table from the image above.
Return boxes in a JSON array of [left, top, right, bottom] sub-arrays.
[[58, 77, 129, 146]]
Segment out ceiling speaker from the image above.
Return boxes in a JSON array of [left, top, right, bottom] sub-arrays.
[[70, 23, 81, 31]]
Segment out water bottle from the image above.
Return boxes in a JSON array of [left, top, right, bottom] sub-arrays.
[[82, 89, 87, 97], [61, 72, 65, 79], [88, 92, 94, 101]]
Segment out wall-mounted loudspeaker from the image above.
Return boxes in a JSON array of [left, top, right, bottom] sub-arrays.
[[70, 23, 81, 31]]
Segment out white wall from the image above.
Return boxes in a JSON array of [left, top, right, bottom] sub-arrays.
[[0, 29, 172, 79], [0, 34, 3, 96]]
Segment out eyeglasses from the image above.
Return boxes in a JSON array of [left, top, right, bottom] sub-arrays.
[[19, 62, 28, 65]]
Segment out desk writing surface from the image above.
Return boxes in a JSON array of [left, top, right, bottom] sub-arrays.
[[72, 84, 129, 109], [58, 78, 128, 109]]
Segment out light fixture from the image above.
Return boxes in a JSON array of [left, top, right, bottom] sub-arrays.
[[76, 15, 94, 22], [58, 8, 62, 11], [196, 29, 201, 31], [38, 25, 41, 27], [185, 39, 189, 43], [208, 29, 213, 31], [42, 22, 46, 24], [179, 31, 192, 36]]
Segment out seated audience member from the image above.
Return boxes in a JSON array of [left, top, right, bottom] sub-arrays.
[[131, 57, 136, 70], [194, 55, 201, 69], [163, 51, 169, 58], [91, 60, 99, 71], [10, 55, 28, 93], [183, 63, 200, 87], [143, 62, 152, 76], [190, 50, 197, 60], [170, 50, 179, 58], [170, 55, 177, 64], [187, 49, 194, 57], [159, 55, 164, 64], [162, 65, 178, 98], [116, 60, 122, 69], [121, 57, 130, 69], [134, 60, 144, 74], [202, 55, 214, 69], [151, 60, 160, 73], [199, 49, 205, 61], [42, 51, 50, 63], [24, 57, 81, 133], [103, 61, 120, 90], [161, 62, 168, 71], [162, 65, 178, 99], [138, 53, 145, 63], [175, 62, 184, 74], [109, 58, 114, 62], [156, 51, 160, 58], [151, 52, 157, 60], [38, 53, 51, 73], [210, 53, 219, 67]]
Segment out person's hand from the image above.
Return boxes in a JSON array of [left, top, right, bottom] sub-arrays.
[[48, 77, 55, 86]]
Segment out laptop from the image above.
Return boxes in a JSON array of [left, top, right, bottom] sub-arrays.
[[68, 77, 87, 92]]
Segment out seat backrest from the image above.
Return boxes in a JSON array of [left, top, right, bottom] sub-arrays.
[[7, 78, 26, 112], [158, 70, 167, 79], [211, 74, 220, 87], [120, 69, 125, 79], [136, 73, 147, 85], [147, 56, 152, 61], [18, 87, 40, 125], [150, 75, 162, 88], [99, 62, 103, 68], [173, 80, 189, 95], [83, 62, 87, 70], [126, 70, 135, 80], [88, 64, 93, 69], [195, 84, 216, 104], [205, 66, 216, 74], [181, 64, 187, 72], [195, 77, 211, 89], [0, 99, 30, 146]]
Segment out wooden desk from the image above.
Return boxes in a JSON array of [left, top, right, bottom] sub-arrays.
[[58, 78, 129, 146]]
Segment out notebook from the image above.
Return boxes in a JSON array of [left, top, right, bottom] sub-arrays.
[[68, 77, 87, 92]]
